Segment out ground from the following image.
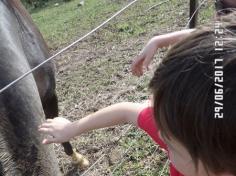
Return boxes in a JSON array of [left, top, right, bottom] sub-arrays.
[[30, 0, 213, 175]]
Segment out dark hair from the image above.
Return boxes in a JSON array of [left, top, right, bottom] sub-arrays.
[[149, 13, 236, 174], [216, 0, 236, 15]]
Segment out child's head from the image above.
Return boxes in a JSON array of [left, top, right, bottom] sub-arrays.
[[149, 13, 236, 175]]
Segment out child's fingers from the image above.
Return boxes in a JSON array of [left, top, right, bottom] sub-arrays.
[[39, 123, 52, 128], [135, 66, 143, 77], [42, 137, 57, 145], [131, 59, 138, 73], [38, 127, 53, 135], [132, 67, 142, 76], [131, 57, 144, 76], [46, 119, 54, 123], [136, 68, 143, 77], [143, 55, 152, 70]]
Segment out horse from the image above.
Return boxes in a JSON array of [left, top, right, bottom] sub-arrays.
[[0, 0, 87, 175]]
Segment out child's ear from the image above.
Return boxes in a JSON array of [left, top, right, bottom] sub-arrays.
[[149, 95, 154, 107]]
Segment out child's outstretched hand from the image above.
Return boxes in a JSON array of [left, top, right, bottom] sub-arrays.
[[38, 117, 75, 144], [131, 38, 158, 76], [131, 30, 195, 76]]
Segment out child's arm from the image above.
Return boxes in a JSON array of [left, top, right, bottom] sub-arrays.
[[38, 102, 148, 144], [131, 29, 195, 76]]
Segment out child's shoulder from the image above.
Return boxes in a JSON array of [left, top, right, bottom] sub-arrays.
[[137, 106, 167, 149]]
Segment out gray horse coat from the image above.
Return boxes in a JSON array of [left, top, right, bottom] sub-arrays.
[[0, 0, 60, 175]]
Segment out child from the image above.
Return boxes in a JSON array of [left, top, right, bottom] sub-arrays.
[[39, 13, 236, 175], [131, 0, 236, 77]]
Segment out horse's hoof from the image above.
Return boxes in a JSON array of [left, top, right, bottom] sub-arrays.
[[71, 150, 90, 168]]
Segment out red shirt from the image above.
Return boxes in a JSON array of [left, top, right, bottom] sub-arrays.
[[137, 107, 184, 176]]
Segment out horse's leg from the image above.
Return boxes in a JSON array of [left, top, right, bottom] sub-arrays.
[[42, 93, 89, 168], [62, 142, 89, 167], [189, 0, 198, 28]]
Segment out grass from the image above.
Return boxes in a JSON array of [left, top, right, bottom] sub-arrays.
[[31, 0, 214, 49], [29, 0, 214, 175], [31, 0, 126, 49]]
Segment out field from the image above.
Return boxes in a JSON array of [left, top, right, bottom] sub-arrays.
[[30, 0, 213, 175]]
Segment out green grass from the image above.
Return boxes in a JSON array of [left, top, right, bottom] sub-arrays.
[[29, 0, 214, 175], [31, 0, 125, 49], [111, 129, 168, 176], [31, 0, 214, 49]]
